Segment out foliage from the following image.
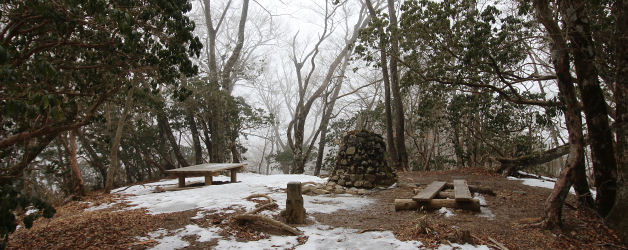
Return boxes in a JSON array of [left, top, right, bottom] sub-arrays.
[[0, 0, 202, 175], [1, 183, 55, 250]]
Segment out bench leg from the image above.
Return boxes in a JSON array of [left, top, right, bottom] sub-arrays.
[[205, 175, 213, 186], [178, 176, 185, 187], [231, 168, 238, 183]]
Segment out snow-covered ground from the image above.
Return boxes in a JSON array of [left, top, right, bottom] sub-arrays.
[[507, 171, 597, 198], [91, 173, 489, 249]]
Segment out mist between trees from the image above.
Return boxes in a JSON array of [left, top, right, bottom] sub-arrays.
[[0, 0, 626, 245]]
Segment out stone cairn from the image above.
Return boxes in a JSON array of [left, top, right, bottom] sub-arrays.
[[328, 130, 397, 189]]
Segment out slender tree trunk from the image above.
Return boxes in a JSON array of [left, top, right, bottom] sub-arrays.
[[209, 100, 226, 163], [138, 147, 167, 174], [606, 0, 628, 242], [105, 88, 134, 193], [257, 131, 269, 174], [199, 117, 213, 161], [186, 111, 203, 164], [77, 130, 107, 187], [534, 0, 594, 228], [387, 0, 409, 171], [365, 0, 398, 169], [230, 141, 240, 163], [157, 111, 189, 167], [559, 0, 618, 217], [313, 127, 328, 176], [453, 124, 464, 168], [67, 130, 84, 196], [314, 56, 349, 176]]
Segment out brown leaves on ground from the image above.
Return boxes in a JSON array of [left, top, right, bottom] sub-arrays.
[[7, 168, 628, 249], [311, 168, 626, 249], [7, 193, 197, 249]]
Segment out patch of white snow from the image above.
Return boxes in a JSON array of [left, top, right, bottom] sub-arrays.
[[111, 173, 370, 215], [145, 225, 220, 250], [439, 207, 454, 218]]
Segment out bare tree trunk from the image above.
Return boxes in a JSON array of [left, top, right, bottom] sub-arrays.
[[314, 55, 350, 176], [606, 0, 628, 242], [157, 111, 189, 167], [186, 111, 203, 164], [287, 3, 369, 174], [202, 0, 250, 163], [266, 141, 274, 175], [77, 129, 107, 187], [534, 0, 594, 228], [453, 124, 464, 168], [198, 117, 213, 161], [365, 0, 398, 169], [231, 141, 240, 163], [68, 130, 84, 196], [387, 0, 409, 171], [105, 87, 134, 193], [560, 0, 617, 217]]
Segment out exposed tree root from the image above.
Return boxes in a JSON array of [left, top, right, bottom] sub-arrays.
[[233, 214, 301, 235], [233, 193, 301, 236], [248, 202, 277, 215], [245, 194, 274, 203]]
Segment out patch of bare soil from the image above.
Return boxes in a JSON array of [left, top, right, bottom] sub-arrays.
[[310, 168, 626, 249]]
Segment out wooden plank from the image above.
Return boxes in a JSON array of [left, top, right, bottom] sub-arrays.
[[454, 179, 473, 202], [412, 181, 446, 201], [165, 163, 246, 174]]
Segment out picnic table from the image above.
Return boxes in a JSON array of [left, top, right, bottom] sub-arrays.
[[395, 179, 481, 212], [165, 163, 246, 187]]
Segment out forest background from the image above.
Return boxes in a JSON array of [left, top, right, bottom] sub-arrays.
[[1, 0, 626, 245]]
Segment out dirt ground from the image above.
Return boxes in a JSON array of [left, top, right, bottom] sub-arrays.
[[313, 168, 625, 249], [7, 168, 627, 249]]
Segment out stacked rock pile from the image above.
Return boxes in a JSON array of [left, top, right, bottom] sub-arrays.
[[327, 130, 397, 189]]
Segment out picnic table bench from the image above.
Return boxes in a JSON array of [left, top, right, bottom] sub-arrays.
[[396, 179, 481, 212], [165, 163, 246, 187]]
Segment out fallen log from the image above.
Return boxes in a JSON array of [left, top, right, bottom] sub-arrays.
[[414, 184, 494, 196], [443, 183, 495, 196], [394, 199, 481, 212], [413, 189, 456, 199]]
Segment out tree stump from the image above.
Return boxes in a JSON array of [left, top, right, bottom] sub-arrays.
[[285, 182, 306, 224]]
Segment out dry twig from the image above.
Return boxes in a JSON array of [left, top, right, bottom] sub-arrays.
[[488, 236, 509, 250]]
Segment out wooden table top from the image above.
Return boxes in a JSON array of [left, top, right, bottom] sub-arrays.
[[165, 163, 246, 175]]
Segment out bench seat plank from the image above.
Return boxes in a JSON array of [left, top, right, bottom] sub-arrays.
[[454, 179, 473, 202], [412, 181, 446, 201]]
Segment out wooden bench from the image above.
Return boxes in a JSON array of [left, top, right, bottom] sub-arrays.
[[165, 163, 246, 187]]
